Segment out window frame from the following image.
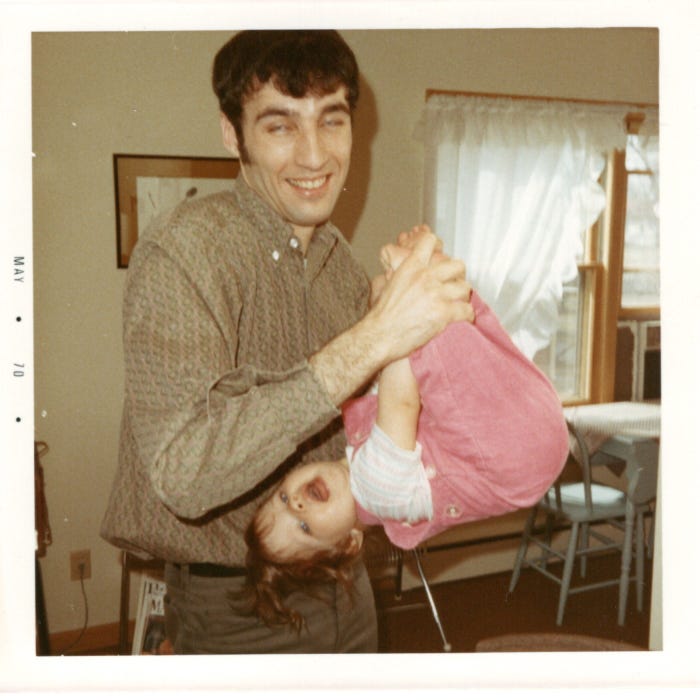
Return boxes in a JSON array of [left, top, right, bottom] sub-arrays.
[[576, 112, 659, 405], [618, 116, 660, 320]]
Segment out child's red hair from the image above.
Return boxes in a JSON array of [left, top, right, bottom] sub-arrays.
[[234, 507, 363, 632]]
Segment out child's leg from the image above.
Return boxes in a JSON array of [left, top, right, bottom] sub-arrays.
[[376, 357, 420, 451]]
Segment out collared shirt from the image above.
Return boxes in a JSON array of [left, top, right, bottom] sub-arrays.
[[101, 178, 370, 565]]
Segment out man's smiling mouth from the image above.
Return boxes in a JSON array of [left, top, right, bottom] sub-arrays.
[[288, 175, 329, 191]]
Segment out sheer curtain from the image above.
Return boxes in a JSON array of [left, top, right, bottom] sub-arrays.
[[418, 94, 634, 359]]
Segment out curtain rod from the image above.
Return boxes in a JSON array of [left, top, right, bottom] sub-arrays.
[[425, 89, 658, 133], [425, 88, 657, 111]]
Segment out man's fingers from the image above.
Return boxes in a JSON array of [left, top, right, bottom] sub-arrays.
[[405, 228, 438, 266], [451, 299, 476, 324], [429, 255, 466, 283], [441, 278, 472, 303]]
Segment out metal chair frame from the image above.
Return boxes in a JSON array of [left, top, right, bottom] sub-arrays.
[[509, 420, 657, 626]]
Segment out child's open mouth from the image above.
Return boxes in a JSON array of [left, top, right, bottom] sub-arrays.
[[304, 476, 329, 502]]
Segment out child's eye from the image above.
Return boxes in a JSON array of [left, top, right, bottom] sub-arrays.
[[279, 491, 289, 504], [299, 520, 311, 534]]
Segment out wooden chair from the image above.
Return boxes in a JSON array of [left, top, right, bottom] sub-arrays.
[[508, 421, 657, 626]]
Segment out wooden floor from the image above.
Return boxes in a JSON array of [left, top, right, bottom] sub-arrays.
[[373, 553, 652, 653], [57, 551, 652, 655]]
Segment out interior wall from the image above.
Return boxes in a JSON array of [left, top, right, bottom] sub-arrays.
[[32, 28, 659, 636]]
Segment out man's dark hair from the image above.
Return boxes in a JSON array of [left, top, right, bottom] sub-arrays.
[[212, 30, 359, 162]]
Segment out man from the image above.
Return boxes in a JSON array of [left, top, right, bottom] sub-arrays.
[[101, 30, 472, 654]]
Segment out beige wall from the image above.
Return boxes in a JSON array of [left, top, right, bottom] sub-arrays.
[[32, 28, 658, 635]]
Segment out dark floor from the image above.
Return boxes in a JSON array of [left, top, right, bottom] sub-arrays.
[[62, 550, 652, 655], [373, 553, 652, 653]]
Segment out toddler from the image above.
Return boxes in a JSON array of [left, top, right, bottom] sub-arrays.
[[243, 226, 569, 628]]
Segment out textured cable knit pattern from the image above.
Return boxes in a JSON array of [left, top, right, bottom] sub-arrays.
[[101, 178, 370, 565]]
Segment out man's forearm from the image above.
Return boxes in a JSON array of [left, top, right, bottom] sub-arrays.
[[309, 311, 391, 406]]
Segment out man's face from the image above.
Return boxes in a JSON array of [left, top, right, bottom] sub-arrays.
[[223, 82, 352, 241]]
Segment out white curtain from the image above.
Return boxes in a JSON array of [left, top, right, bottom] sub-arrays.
[[418, 94, 636, 359]]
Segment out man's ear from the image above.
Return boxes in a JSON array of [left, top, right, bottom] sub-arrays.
[[219, 112, 241, 158]]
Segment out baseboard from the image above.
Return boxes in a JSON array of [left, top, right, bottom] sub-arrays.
[[48, 619, 134, 656]]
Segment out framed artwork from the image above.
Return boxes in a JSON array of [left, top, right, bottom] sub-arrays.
[[113, 153, 240, 267]]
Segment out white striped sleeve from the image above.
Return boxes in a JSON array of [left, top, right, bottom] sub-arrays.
[[348, 424, 433, 523]]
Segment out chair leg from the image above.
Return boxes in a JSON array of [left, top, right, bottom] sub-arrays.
[[509, 508, 537, 593], [618, 502, 636, 626], [579, 523, 589, 578], [413, 549, 451, 652], [647, 505, 655, 559], [635, 509, 645, 612], [393, 548, 404, 600], [541, 511, 554, 570], [557, 522, 579, 626]]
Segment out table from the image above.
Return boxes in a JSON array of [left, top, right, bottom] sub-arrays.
[[562, 401, 660, 625], [563, 400, 660, 454]]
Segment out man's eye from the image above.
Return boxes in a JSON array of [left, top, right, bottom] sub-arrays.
[[279, 492, 288, 504], [267, 122, 290, 134], [299, 520, 311, 534]]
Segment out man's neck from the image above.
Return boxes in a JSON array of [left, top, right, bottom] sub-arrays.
[[293, 226, 315, 254]]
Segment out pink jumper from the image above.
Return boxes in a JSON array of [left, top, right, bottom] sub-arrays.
[[343, 292, 569, 550]]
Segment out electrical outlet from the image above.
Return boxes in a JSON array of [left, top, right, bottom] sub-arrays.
[[70, 549, 91, 581]]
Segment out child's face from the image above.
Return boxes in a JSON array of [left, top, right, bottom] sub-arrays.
[[256, 458, 359, 561]]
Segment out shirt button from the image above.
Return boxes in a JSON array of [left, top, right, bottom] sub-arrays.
[[289, 236, 300, 250], [425, 465, 437, 480], [446, 505, 460, 518], [271, 249, 280, 262]]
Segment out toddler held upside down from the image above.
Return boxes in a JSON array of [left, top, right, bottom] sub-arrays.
[[242, 226, 569, 629]]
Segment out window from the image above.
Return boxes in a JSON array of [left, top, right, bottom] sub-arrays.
[[420, 92, 658, 405], [620, 132, 660, 314], [532, 230, 598, 402], [533, 128, 660, 403]]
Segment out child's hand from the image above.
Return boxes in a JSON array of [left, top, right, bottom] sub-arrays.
[[380, 225, 448, 280], [397, 224, 441, 253]]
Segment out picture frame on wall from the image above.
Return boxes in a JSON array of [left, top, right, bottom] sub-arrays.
[[113, 153, 240, 268]]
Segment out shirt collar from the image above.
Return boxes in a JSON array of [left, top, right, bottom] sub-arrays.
[[231, 177, 339, 275]]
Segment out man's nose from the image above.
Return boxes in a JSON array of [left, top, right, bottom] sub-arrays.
[[296, 127, 327, 169]]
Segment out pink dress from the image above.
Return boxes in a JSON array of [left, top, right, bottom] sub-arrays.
[[343, 292, 569, 549]]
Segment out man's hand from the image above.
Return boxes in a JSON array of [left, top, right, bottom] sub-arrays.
[[368, 227, 474, 361], [310, 226, 473, 406]]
